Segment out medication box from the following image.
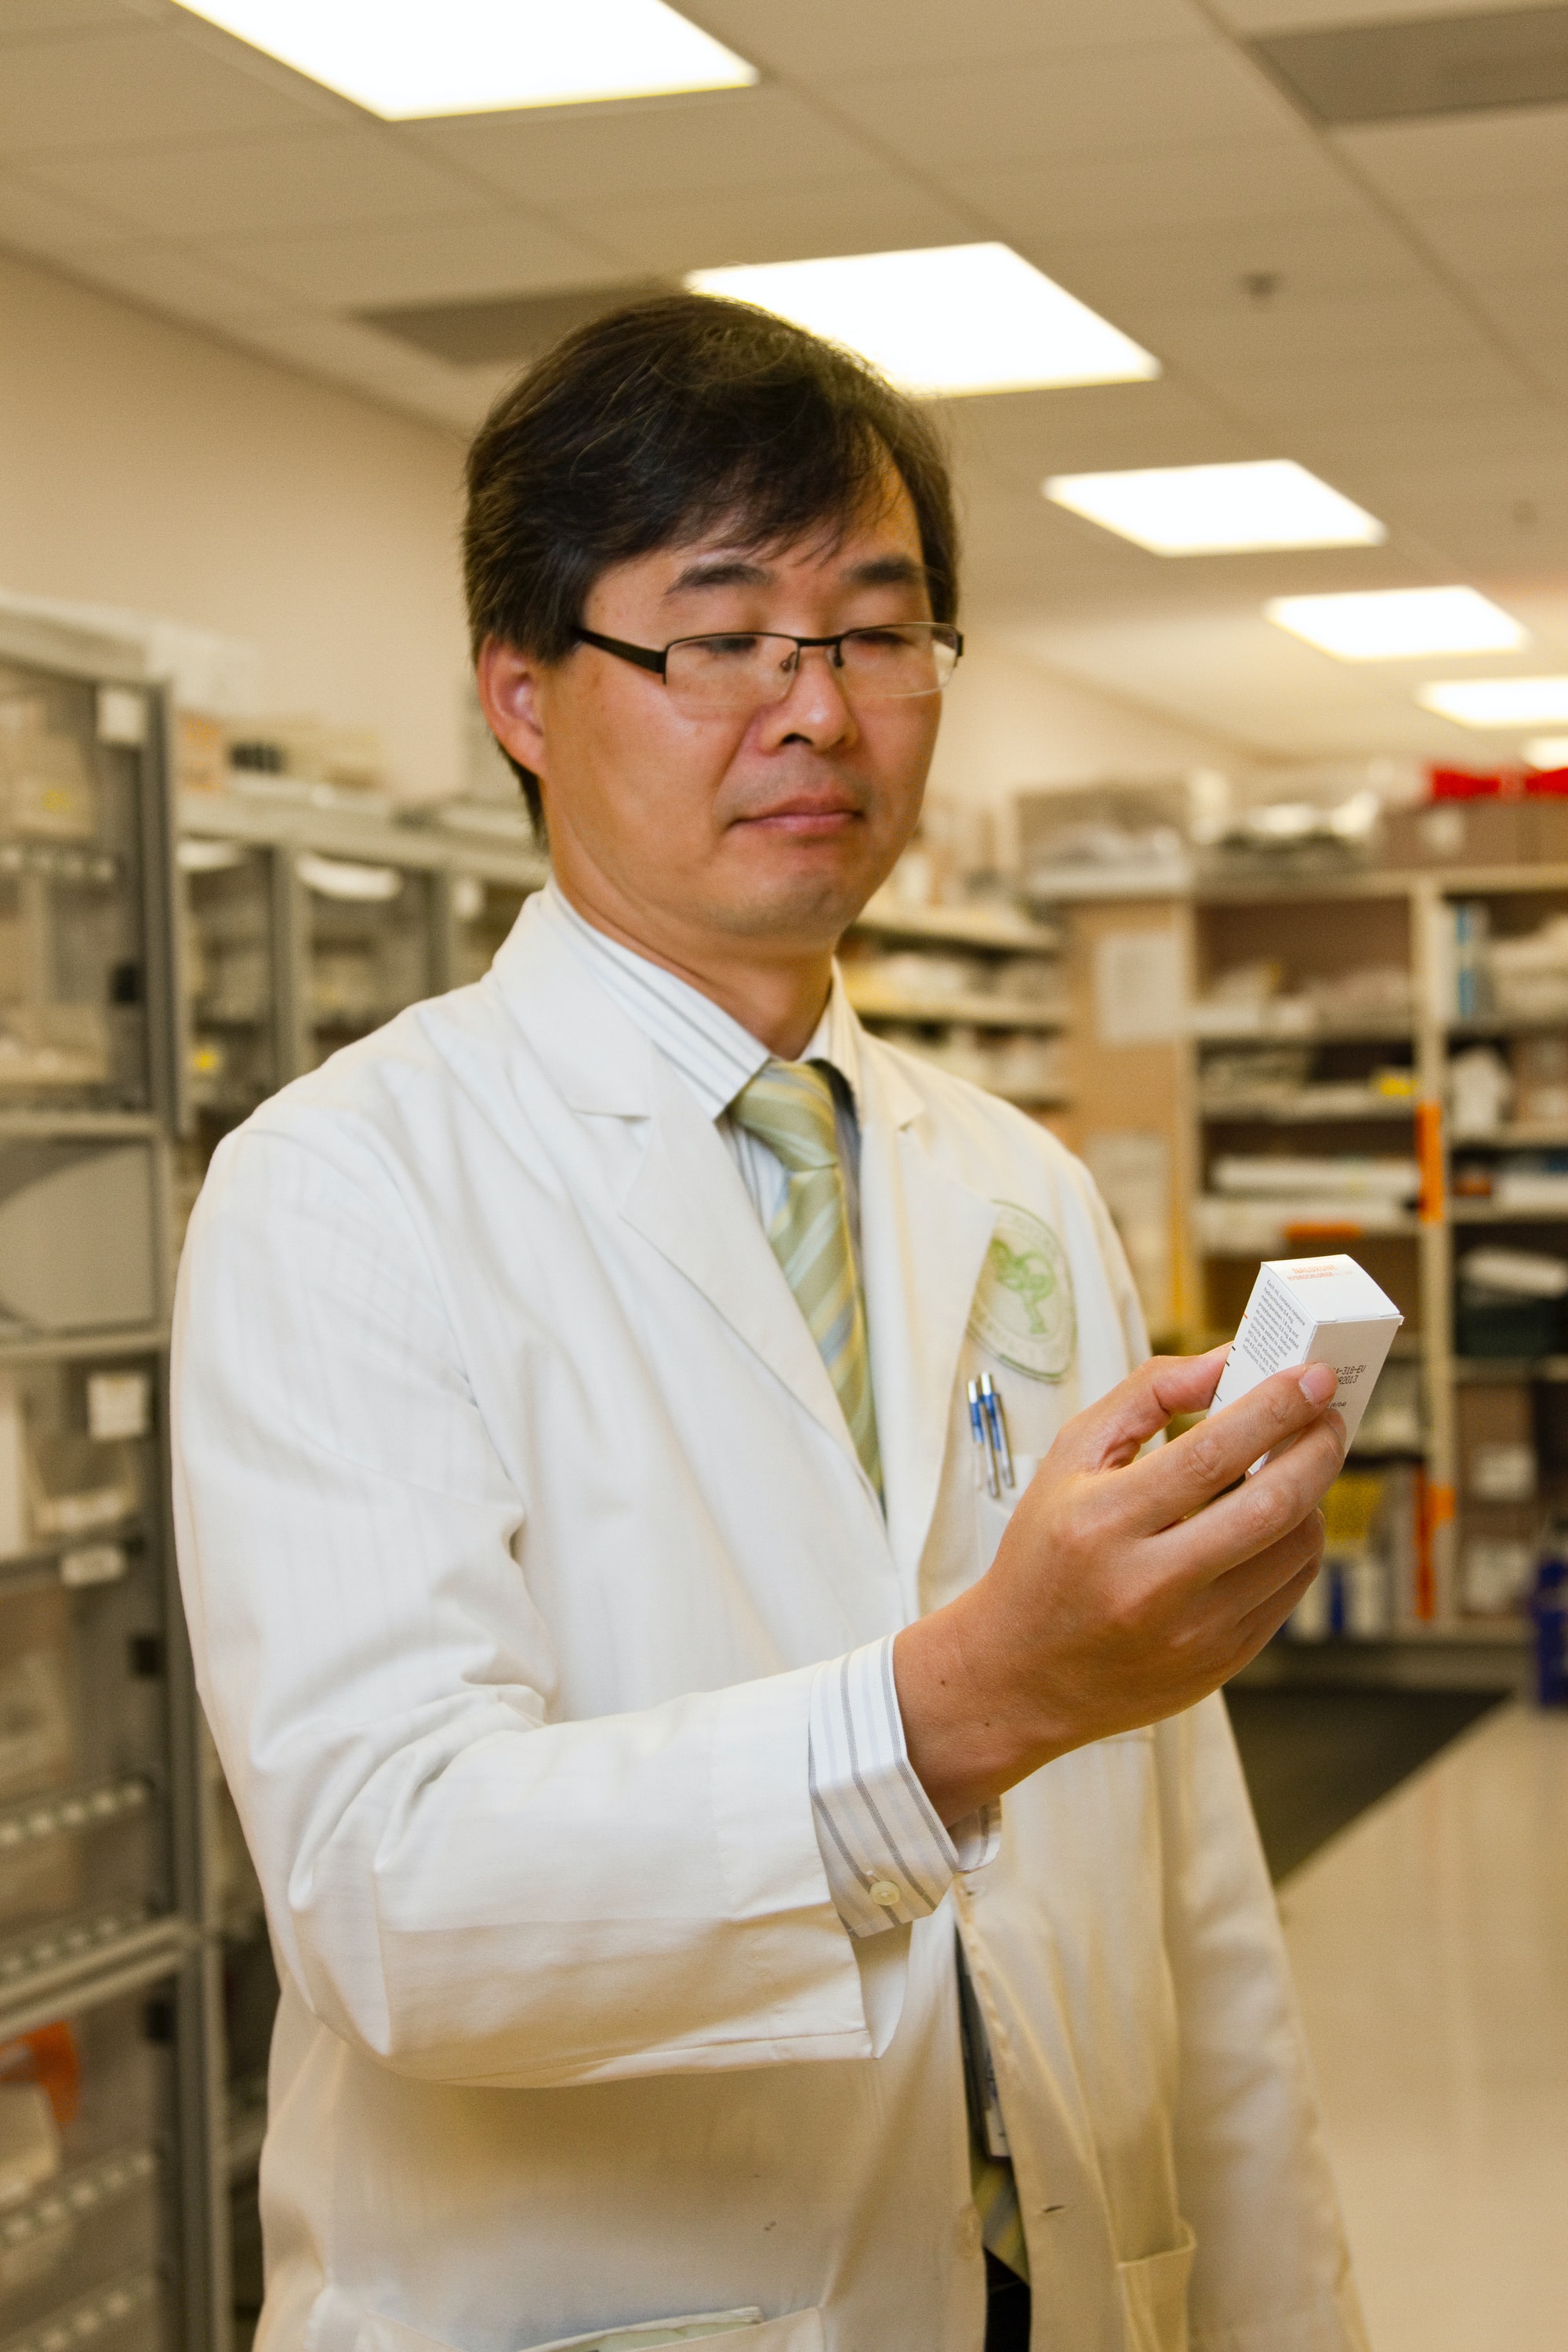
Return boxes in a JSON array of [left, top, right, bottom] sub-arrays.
[[1210, 1254, 1403, 1457]]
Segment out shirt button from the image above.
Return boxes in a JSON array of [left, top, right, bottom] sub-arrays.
[[956, 2208, 982, 2258], [867, 1878, 902, 1907]]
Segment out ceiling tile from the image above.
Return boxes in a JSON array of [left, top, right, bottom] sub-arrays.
[[942, 378, 1257, 490], [1338, 101, 1568, 206], [0, 22, 325, 154], [1180, 339, 1535, 421], [682, 0, 1215, 78], [1038, 210, 1432, 318], [1210, 0, 1565, 28], [1467, 268, 1568, 353], [18, 125, 483, 240], [826, 40, 1301, 172], [1000, 604, 1481, 760], [1125, 284, 1498, 376], [0, 0, 132, 37], [958, 137, 1359, 244], [565, 174, 974, 275], [1297, 394, 1568, 475], [1402, 193, 1568, 279], [405, 85, 883, 209], [0, 164, 125, 255], [203, 209, 620, 308]]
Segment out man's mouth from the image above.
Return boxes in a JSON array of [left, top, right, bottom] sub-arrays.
[[736, 796, 863, 834]]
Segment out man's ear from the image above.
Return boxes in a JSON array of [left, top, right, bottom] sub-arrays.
[[476, 638, 550, 785]]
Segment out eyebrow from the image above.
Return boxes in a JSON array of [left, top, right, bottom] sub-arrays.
[[662, 550, 927, 599]]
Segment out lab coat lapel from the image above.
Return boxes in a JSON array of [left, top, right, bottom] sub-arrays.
[[619, 1062, 867, 1479], [488, 900, 869, 1484], [858, 1044, 997, 1603]]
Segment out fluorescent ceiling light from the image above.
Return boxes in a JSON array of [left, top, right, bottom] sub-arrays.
[[687, 244, 1159, 398], [1525, 736, 1568, 770], [1043, 459, 1385, 555], [176, 0, 756, 118], [1418, 677, 1568, 729], [1265, 586, 1528, 662]]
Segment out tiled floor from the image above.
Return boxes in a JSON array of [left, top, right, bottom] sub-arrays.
[[1280, 1701, 1568, 2352]]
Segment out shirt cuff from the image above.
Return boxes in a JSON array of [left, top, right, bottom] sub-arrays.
[[808, 1636, 1001, 1940]]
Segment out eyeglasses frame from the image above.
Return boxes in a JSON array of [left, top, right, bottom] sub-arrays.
[[572, 621, 964, 698]]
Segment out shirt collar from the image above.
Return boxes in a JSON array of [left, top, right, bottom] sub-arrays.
[[539, 878, 862, 1122]]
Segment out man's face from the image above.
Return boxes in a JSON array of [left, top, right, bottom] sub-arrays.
[[478, 471, 942, 956]]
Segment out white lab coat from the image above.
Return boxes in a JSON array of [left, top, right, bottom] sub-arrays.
[[172, 900, 1366, 2352]]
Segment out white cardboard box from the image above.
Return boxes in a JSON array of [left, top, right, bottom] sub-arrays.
[[1210, 1254, 1403, 1457]]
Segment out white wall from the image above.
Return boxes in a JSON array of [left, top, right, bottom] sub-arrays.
[[927, 633, 1242, 815], [0, 245, 1240, 815], [0, 247, 471, 801]]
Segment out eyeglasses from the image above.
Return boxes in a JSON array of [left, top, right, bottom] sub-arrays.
[[572, 622, 963, 713]]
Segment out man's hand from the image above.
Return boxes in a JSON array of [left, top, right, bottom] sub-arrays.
[[894, 1348, 1344, 1824]]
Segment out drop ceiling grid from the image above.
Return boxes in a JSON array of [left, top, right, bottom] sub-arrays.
[[0, 0, 1559, 762]]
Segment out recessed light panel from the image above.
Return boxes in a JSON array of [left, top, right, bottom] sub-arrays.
[[1526, 736, 1568, 771], [1418, 678, 1568, 729], [688, 245, 1160, 398], [1265, 586, 1528, 662], [1044, 460, 1385, 555], [176, 0, 757, 118]]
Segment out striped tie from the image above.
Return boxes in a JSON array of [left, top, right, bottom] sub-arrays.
[[731, 1060, 881, 1494]]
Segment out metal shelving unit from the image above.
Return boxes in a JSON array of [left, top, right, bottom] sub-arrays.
[[0, 612, 224, 2352], [172, 786, 549, 2347]]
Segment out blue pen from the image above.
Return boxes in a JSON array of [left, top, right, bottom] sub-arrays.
[[978, 1373, 1014, 1490], [967, 1377, 1000, 1497]]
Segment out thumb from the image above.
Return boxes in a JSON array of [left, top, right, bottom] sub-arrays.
[[1057, 1345, 1231, 1474]]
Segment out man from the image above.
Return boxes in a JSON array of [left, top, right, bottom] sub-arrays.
[[174, 297, 1366, 2352]]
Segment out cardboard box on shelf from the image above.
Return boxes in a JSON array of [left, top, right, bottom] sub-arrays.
[[1382, 801, 1524, 868]]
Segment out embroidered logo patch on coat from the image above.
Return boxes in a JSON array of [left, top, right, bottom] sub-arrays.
[[968, 1202, 1076, 1381]]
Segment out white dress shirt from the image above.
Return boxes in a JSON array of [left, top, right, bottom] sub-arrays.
[[542, 882, 996, 1937]]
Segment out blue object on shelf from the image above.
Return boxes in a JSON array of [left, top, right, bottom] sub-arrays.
[[1531, 1552, 1568, 1708]]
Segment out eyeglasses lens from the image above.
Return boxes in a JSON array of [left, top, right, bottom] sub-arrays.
[[665, 627, 956, 713]]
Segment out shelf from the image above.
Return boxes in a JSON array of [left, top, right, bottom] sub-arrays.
[[0, 1902, 156, 1999], [1450, 1014, 1568, 1038], [0, 1526, 138, 1597], [1199, 1094, 1417, 1124], [1193, 1017, 1414, 1044], [1454, 1356, 1568, 1383], [851, 898, 1061, 954], [0, 1915, 192, 2045], [1453, 1123, 1568, 1149], [0, 2145, 158, 2265], [1450, 1203, 1568, 1224], [226, 2076, 268, 2180], [0, 2268, 160, 2352], [180, 786, 548, 887], [0, 1774, 151, 1858], [0, 1330, 169, 1368], [0, 1110, 157, 1140], [848, 985, 1066, 1029]]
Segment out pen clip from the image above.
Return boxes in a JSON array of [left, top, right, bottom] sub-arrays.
[[978, 1372, 1014, 1490], [967, 1377, 1000, 1498]]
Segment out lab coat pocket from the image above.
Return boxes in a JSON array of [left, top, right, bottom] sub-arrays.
[[306, 2288, 823, 2352], [1116, 2223, 1196, 2352], [531, 2311, 824, 2351], [973, 1454, 1040, 1578]]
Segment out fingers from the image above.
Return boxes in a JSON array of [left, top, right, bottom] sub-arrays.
[[1208, 1508, 1326, 1621], [1155, 1414, 1343, 1588], [1051, 1345, 1232, 1476], [1123, 1363, 1341, 1534]]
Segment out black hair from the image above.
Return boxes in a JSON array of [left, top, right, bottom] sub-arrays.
[[463, 292, 960, 833]]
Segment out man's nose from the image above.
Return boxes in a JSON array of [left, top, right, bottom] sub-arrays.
[[758, 643, 858, 746]]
